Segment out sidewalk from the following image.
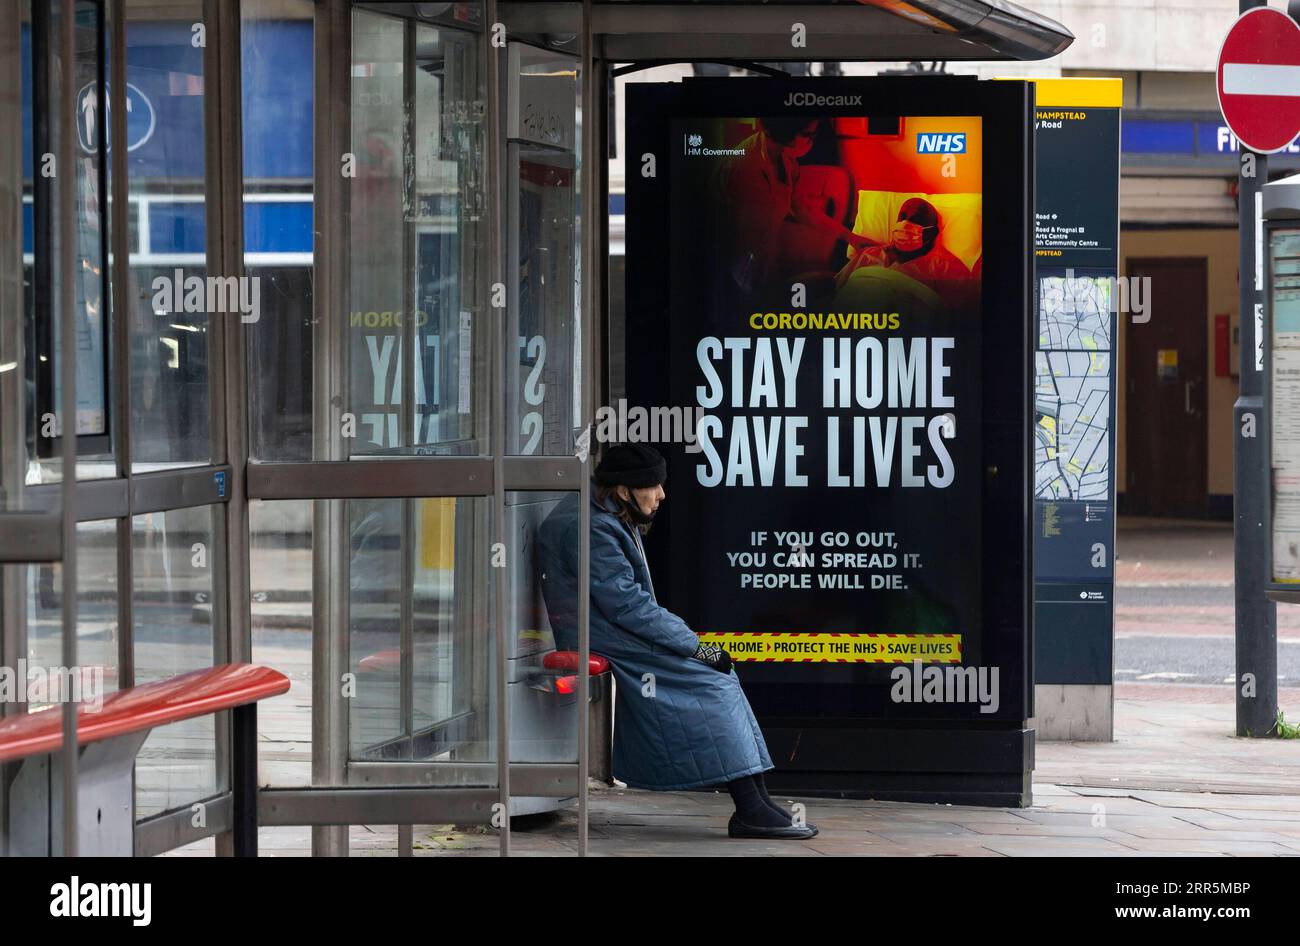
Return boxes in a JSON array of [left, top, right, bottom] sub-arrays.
[[164, 516, 1300, 856], [223, 695, 1297, 857], [377, 517, 1300, 856]]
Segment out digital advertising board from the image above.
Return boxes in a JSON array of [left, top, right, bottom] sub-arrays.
[[625, 78, 1035, 801]]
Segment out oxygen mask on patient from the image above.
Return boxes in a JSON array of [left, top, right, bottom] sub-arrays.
[[891, 220, 936, 254]]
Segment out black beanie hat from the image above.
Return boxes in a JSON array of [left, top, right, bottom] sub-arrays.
[[594, 443, 667, 488]]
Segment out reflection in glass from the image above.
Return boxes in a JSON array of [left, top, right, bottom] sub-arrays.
[[348, 496, 402, 754], [126, 0, 211, 470], [243, 0, 314, 461], [25, 520, 121, 703], [505, 492, 578, 765], [348, 9, 485, 456], [504, 43, 579, 456], [132, 504, 218, 818], [348, 497, 495, 767], [21, 0, 116, 486], [509, 151, 576, 455], [250, 499, 313, 787]]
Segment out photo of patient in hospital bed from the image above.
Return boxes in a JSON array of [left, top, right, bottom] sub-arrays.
[[833, 190, 982, 316], [700, 114, 982, 319]]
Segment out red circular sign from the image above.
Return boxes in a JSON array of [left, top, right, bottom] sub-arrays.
[[1217, 6, 1300, 154]]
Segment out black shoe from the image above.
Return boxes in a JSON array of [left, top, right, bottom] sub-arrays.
[[728, 812, 819, 839]]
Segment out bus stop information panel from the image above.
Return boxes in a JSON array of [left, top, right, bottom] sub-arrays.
[[625, 78, 1034, 805]]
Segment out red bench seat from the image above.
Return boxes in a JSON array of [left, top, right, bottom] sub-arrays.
[[0, 663, 289, 764], [541, 651, 610, 675], [0, 662, 288, 856]]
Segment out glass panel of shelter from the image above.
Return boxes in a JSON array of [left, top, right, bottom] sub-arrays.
[[343, 4, 499, 773], [503, 40, 583, 773], [338, 5, 587, 794], [349, 7, 483, 460], [1, 0, 237, 848]]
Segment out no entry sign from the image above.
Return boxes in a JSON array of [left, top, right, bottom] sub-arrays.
[[1218, 6, 1300, 154]]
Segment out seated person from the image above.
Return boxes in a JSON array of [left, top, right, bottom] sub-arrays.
[[537, 444, 817, 840], [836, 197, 974, 310]]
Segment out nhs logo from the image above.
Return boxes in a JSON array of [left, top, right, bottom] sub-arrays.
[[916, 133, 966, 154]]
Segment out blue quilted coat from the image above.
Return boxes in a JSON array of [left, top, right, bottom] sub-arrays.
[[538, 491, 774, 790]]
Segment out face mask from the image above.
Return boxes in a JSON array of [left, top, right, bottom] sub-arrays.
[[620, 494, 657, 526], [892, 221, 933, 253]]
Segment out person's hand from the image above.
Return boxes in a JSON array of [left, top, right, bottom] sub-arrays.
[[693, 641, 734, 674]]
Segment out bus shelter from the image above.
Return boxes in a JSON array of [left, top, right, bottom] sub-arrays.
[[0, 0, 1071, 857]]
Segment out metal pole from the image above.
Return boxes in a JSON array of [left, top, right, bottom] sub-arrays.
[[485, 0, 510, 857], [1235, 0, 1279, 738], [311, 0, 351, 857], [0, 0, 26, 861], [206, 0, 249, 857], [57, 0, 79, 855], [231, 703, 258, 856], [398, 23, 416, 854], [577, 0, 594, 859], [0, 0, 29, 723], [108, 0, 133, 696]]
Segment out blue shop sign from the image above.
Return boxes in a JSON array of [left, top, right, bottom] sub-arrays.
[[1123, 118, 1300, 157]]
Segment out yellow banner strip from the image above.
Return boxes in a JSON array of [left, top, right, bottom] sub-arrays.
[[697, 632, 962, 664]]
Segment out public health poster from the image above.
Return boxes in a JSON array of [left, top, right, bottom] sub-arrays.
[[625, 77, 1036, 723], [675, 111, 982, 666]]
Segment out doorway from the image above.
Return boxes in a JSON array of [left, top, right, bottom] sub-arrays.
[[1124, 256, 1208, 517]]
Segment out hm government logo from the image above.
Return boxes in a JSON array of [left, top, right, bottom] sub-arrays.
[[782, 92, 863, 107], [916, 132, 966, 154], [683, 132, 745, 158]]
